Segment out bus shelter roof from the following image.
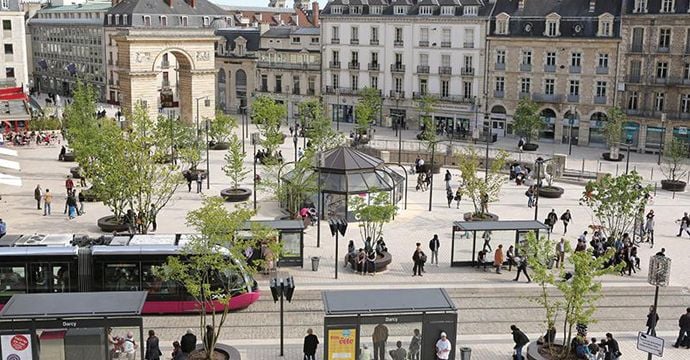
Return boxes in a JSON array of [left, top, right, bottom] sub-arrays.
[[0, 291, 147, 319], [452, 220, 549, 232]]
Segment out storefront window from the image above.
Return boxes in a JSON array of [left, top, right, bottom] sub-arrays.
[[645, 126, 664, 149], [588, 112, 607, 145], [624, 122, 640, 147]]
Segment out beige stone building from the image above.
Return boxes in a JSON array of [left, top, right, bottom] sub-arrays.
[[486, 0, 622, 147], [1, 0, 30, 89], [215, 27, 260, 114], [619, 0, 690, 153]]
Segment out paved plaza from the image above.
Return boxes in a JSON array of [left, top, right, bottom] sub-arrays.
[[1, 122, 690, 359]]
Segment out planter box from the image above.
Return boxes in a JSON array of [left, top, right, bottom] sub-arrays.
[[538, 186, 564, 198], [70, 166, 82, 179], [97, 215, 129, 233], [211, 142, 229, 150], [463, 212, 499, 221], [602, 152, 624, 162], [220, 187, 252, 202], [81, 187, 99, 202], [661, 179, 686, 192], [522, 143, 539, 151]]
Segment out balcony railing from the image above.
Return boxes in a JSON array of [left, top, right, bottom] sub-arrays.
[[325, 86, 360, 95], [368, 63, 380, 71], [630, 44, 643, 53], [331, 38, 340, 44], [626, 75, 641, 83], [412, 92, 473, 103], [417, 65, 429, 74], [544, 64, 556, 73], [329, 61, 341, 69], [461, 68, 475, 76], [419, 40, 429, 47], [348, 61, 360, 70], [439, 66, 452, 75], [657, 46, 669, 53], [394, 40, 404, 47], [441, 41, 451, 48], [594, 96, 607, 104], [520, 63, 532, 72], [350, 39, 359, 45], [259, 86, 269, 92], [257, 61, 321, 71], [370, 39, 379, 45], [532, 93, 563, 103], [495, 63, 505, 71], [390, 64, 406, 73], [389, 90, 405, 99], [596, 66, 609, 75], [570, 65, 581, 74], [463, 42, 474, 48], [567, 94, 580, 103]]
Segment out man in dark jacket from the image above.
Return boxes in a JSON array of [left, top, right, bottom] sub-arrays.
[[180, 329, 197, 354], [546, 209, 558, 232], [604, 333, 620, 360], [646, 305, 659, 336], [303, 328, 319, 360], [145, 329, 162, 360], [511, 325, 529, 360], [673, 307, 690, 348], [429, 235, 440, 266]]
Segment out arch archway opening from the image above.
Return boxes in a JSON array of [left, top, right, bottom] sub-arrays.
[[588, 112, 608, 146], [539, 108, 557, 140]]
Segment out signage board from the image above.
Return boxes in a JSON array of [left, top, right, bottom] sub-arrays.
[[1, 334, 33, 360], [637, 332, 664, 357], [328, 328, 356, 360]]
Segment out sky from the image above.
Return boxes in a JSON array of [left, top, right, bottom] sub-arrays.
[[214, 0, 328, 8]]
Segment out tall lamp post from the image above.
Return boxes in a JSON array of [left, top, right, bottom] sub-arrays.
[[646, 254, 671, 360], [251, 132, 259, 210], [328, 218, 348, 279], [240, 105, 247, 154], [269, 275, 295, 357], [625, 138, 633, 174], [533, 157, 553, 221], [568, 108, 575, 156], [336, 88, 341, 131], [293, 127, 299, 161], [484, 111, 491, 182], [657, 113, 666, 165], [195, 96, 211, 186], [205, 119, 210, 189]]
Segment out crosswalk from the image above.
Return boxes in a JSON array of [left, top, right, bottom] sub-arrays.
[[0, 147, 21, 187]]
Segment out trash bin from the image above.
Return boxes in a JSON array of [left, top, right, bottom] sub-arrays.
[[311, 257, 320, 271], [459, 347, 471, 360]]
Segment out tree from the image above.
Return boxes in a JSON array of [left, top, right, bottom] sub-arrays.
[[251, 95, 286, 159], [298, 98, 345, 152], [176, 124, 204, 171], [154, 114, 189, 162], [513, 98, 542, 144], [579, 172, 651, 241], [62, 81, 98, 146], [350, 191, 397, 247], [359, 87, 382, 123], [30, 115, 62, 131], [223, 134, 250, 190], [208, 111, 237, 145], [353, 87, 382, 136], [417, 95, 438, 145], [603, 107, 626, 160], [456, 146, 508, 217], [155, 197, 260, 360], [520, 232, 561, 339], [661, 138, 689, 182]]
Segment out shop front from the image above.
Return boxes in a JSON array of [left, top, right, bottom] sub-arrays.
[[672, 126, 690, 156], [624, 122, 640, 148]]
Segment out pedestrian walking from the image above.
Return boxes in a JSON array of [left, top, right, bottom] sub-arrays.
[[429, 234, 440, 266], [183, 170, 192, 192], [511, 325, 529, 360], [546, 209, 558, 233], [604, 333, 621, 360], [646, 305, 659, 336], [408, 329, 421, 360], [412, 243, 426, 276], [494, 244, 504, 274], [303, 328, 319, 360], [43, 189, 53, 216], [444, 170, 452, 190], [435, 332, 451, 360], [677, 212, 690, 237], [555, 238, 566, 268], [150, 204, 157, 232], [34, 184, 42, 210], [65, 176, 74, 194], [66, 192, 78, 219], [513, 256, 531, 283], [446, 188, 453, 208], [673, 307, 690, 348], [506, 245, 515, 271], [196, 172, 203, 193], [454, 187, 462, 209], [560, 209, 572, 234], [526, 186, 535, 208], [372, 323, 389, 360], [481, 230, 492, 252], [144, 330, 161, 360], [645, 210, 655, 246], [78, 190, 85, 215], [180, 329, 197, 355]]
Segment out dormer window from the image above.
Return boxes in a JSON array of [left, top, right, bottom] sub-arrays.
[[107, 14, 112, 25], [544, 13, 561, 37], [441, 6, 454, 16], [115, 14, 120, 25], [351, 6, 362, 14], [370, 6, 382, 15], [123, 14, 128, 24], [419, 6, 433, 15], [496, 14, 510, 35], [203, 17, 210, 26], [633, 0, 647, 13], [160, 16, 167, 26], [181, 16, 188, 26], [661, 0, 674, 13], [463, 6, 478, 16], [143, 15, 151, 27], [394, 6, 407, 15], [598, 14, 614, 37], [331, 5, 343, 15]]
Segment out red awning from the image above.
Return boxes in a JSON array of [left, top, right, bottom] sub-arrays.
[[0, 87, 26, 101]]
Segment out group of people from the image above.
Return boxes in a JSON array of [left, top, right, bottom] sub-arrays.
[[123, 206, 158, 234], [254, 149, 284, 164], [1, 130, 60, 146], [34, 182, 85, 219], [345, 237, 387, 275], [354, 324, 449, 360]]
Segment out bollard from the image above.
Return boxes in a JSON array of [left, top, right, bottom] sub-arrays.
[[634, 165, 637, 173], [615, 164, 619, 176], [581, 159, 585, 176], [651, 168, 654, 181], [654, 182, 657, 196], [598, 161, 602, 171]]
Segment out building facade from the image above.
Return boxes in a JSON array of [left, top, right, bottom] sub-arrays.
[[215, 27, 260, 113], [320, 0, 490, 131], [0, 0, 28, 88], [28, 1, 110, 98], [486, 0, 622, 146], [256, 26, 321, 121], [619, 0, 690, 152]]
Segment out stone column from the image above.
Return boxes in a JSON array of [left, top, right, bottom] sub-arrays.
[[119, 70, 158, 122]]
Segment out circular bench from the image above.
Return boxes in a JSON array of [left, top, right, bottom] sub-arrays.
[[346, 251, 392, 273]]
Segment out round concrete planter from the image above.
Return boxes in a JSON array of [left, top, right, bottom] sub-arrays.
[[463, 212, 499, 221], [81, 187, 99, 202], [522, 143, 539, 151], [62, 152, 76, 162], [97, 215, 129, 233], [538, 186, 564, 198], [661, 179, 686, 192], [211, 142, 229, 150], [220, 187, 252, 202], [191, 343, 241, 360], [70, 166, 82, 179], [602, 152, 624, 162]]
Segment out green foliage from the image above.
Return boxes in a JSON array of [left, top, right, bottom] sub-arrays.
[[351, 191, 397, 246], [579, 172, 651, 240], [251, 96, 286, 156], [661, 138, 689, 182], [208, 111, 237, 144], [519, 232, 562, 331], [62, 81, 98, 145], [417, 95, 438, 144], [513, 98, 542, 143], [353, 87, 382, 135], [223, 134, 249, 190], [456, 146, 508, 216], [155, 197, 260, 360], [30, 115, 62, 131], [359, 87, 382, 120], [299, 98, 345, 152], [154, 115, 188, 161], [604, 107, 626, 158]]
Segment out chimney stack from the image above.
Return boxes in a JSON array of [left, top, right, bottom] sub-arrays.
[[518, 0, 524, 11], [589, 0, 596, 13], [312, 1, 319, 27]]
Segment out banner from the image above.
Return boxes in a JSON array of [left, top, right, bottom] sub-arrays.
[[328, 328, 356, 360], [1, 334, 33, 360]]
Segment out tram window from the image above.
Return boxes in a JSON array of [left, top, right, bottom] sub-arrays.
[[0, 265, 26, 295], [28, 263, 69, 293], [141, 264, 177, 297], [53, 265, 69, 292], [104, 263, 140, 291]]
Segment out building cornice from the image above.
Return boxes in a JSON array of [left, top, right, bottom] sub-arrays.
[[320, 15, 487, 25]]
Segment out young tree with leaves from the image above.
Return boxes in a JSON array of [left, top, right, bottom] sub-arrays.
[[661, 138, 689, 183], [251, 95, 286, 159], [513, 98, 543, 144], [603, 107, 626, 160], [298, 99, 344, 152], [417, 94, 438, 145], [223, 134, 250, 190], [579, 172, 651, 241], [350, 191, 397, 248], [359, 87, 382, 123], [156, 197, 278, 360], [208, 111, 237, 146], [456, 146, 508, 217]]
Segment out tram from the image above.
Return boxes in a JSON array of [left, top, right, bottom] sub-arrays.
[[0, 233, 260, 314]]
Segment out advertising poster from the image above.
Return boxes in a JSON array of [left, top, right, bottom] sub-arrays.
[[1, 334, 33, 360], [328, 328, 356, 360]]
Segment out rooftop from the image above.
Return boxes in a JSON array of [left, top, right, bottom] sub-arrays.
[[323, 288, 456, 315], [0, 291, 147, 319]]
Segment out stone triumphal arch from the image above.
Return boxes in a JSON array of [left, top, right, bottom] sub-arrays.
[[114, 28, 216, 123]]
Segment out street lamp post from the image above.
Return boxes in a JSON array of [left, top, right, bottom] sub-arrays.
[[205, 119, 210, 189], [293, 129, 299, 161], [646, 255, 671, 360], [251, 133, 259, 210], [625, 140, 632, 174], [336, 89, 341, 131], [485, 113, 491, 183], [568, 109, 575, 156], [329, 218, 348, 279], [533, 157, 553, 221], [240, 106, 247, 154], [269, 275, 295, 357], [657, 114, 666, 165]]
